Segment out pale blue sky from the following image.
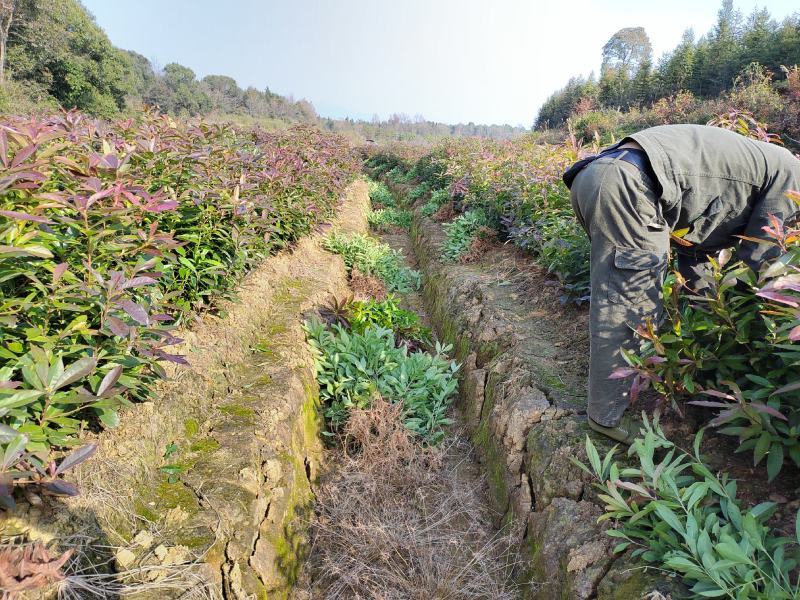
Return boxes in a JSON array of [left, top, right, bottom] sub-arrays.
[[83, 0, 799, 126]]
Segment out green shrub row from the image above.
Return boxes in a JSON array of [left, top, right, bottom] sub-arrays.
[[0, 110, 359, 506]]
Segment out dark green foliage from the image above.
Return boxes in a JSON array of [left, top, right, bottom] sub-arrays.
[[304, 319, 458, 444], [576, 417, 800, 599]]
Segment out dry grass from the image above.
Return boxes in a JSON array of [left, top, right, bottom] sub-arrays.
[[349, 268, 387, 301], [458, 227, 499, 264], [294, 400, 522, 600], [432, 202, 456, 223]]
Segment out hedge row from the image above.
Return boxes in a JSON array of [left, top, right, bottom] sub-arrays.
[[0, 109, 359, 504]]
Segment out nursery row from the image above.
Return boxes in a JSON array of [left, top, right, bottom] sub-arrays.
[[365, 120, 800, 478], [0, 109, 359, 506]]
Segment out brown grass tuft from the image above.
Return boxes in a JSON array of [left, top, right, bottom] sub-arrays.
[[458, 226, 499, 264], [349, 268, 387, 301], [432, 201, 456, 223], [294, 399, 522, 599]]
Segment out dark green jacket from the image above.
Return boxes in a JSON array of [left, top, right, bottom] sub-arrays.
[[624, 124, 800, 265]]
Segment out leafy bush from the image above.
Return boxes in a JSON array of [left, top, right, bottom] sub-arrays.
[[372, 135, 593, 300], [617, 212, 800, 480], [304, 320, 458, 443], [421, 188, 450, 217], [347, 296, 432, 348], [576, 416, 800, 599], [368, 207, 412, 231], [441, 210, 488, 261], [323, 232, 421, 293], [367, 179, 396, 208], [408, 181, 430, 201], [0, 109, 358, 505]]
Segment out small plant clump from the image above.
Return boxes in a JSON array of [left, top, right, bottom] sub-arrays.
[[323, 231, 421, 293], [441, 209, 488, 261], [304, 319, 458, 444], [576, 416, 800, 600], [367, 178, 396, 208], [408, 181, 430, 201], [368, 207, 413, 232], [421, 188, 450, 217]]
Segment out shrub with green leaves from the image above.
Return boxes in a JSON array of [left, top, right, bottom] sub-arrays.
[[368, 207, 412, 231], [617, 209, 800, 480], [408, 181, 430, 201], [304, 320, 458, 443], [367, 178, 396, 208], [576, 416, 800, 599], [421, 188, 450, 217], [323, 232, 421, 293], [347, 296, 431, 347], [0, 109, 358, 506], [441, 209, 488, 261]]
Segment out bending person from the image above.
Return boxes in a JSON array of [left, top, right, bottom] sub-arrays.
[[563, 124, 800, 444]]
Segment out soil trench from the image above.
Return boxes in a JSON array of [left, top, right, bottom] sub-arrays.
[[293, 186, 521, 599]]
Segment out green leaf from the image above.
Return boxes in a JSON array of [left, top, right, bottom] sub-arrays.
[[766, 444, 784, 482]]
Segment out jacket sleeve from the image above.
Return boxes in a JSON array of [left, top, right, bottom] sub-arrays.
[[738, 148, 800, 270]]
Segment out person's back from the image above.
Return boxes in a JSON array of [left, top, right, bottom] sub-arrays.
[[629, 124, 799, 264]]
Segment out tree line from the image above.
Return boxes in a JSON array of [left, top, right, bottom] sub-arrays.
[[536, 0, 800, 129], [0, 0, 527, 141], [0, 0, 318, 122]]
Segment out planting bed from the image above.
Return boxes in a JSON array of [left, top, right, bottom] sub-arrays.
[[1, 181, 369, 598]]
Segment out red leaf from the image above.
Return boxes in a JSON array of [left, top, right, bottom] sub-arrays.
[[688, 400, 733, 408], [106, 316, 131, 337], [10, 143, 37, 168], [788, 325, 800, 342], [750, 402, 788, 421], [40, 479, 80, 497], [115, 299, 149, 325], [756, 291, 799, 307], [0, 210, 53, 224], [709, 408, 737, 427], [52, 262, 68, 284], [700, 389, 736, 400], [609, 367, 638, 379], [55, 444, 97, 476]]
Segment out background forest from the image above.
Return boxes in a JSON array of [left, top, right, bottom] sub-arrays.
[[537, 0, 800, 144]]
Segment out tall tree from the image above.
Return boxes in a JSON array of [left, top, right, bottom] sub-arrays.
[[602, 27, 652, 78], [0, 0, 16, 82]]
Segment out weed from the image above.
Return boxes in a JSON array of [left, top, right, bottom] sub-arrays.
[[575, 415, 800, 599], [322, 231, 421, 293], [304, 319, 458, 443], [441, 209, 488, 261]]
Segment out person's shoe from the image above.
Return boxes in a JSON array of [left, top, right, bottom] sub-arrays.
[[588, 415, 642, 445]]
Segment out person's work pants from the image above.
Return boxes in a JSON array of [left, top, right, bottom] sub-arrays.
[[570, 155, 669, 427]]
